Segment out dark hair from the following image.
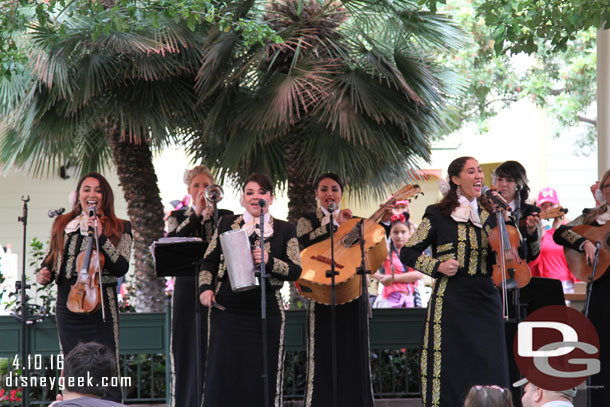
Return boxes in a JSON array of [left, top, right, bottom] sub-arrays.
[[584, 168, 610, 224], [390, 212, 414, 235], [242, 173, 274, 195], [63, 342, 117, 397], [438, 157, 475, 216], [45, 172, 124, 272], [314, 172, 344, 192], [493, 160, 530, 203], [463, 385, 514, 407]]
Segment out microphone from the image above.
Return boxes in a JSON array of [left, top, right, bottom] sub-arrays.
[[87, 206, 97, 236], [258, 198, 267, 208], [47, 207, 65, 218], [327, 202, 337, 212], [481, 186, 510, 211]]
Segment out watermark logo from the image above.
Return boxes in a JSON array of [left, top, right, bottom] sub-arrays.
[[514, 305, 600, 390]]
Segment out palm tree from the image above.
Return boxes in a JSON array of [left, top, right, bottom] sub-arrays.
[[188, 0, 464, 221], [0, 5, 210, 311]]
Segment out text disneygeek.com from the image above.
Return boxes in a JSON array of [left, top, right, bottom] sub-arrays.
[[4, 373, 131, 390]]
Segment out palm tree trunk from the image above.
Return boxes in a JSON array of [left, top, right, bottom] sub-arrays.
[[108, 131, 166, 312], [284, 131, 315, 309], [284, 132, 317, 223]]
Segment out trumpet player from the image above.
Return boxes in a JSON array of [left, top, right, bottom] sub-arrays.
[[166, 165, 232, 407]]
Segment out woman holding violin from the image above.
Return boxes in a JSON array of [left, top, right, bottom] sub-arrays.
[[400, 157, 509, 407], [492, 161, 542, 261], [553, 169, 610, 405], [198, 173, 301, 407], [296, 172, 375, 407], [36, 173, 132, 403], [166, 165, 232, 407]]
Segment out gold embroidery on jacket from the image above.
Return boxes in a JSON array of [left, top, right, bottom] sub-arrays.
[[415, 255, 438, 276], [297, 218, 313, 238], [287, 237, 302, 266], [407, 217, 431, 247], [436, 243, 454, 253]]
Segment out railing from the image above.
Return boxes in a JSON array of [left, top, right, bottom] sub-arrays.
[[0, 307, 425, 405]]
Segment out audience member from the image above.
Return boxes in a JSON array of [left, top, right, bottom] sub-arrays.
[[464, 385, 514, 407], [514, 378, 576, 407], [51, 342, 126, 407]]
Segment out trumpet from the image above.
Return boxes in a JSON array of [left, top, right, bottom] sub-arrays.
[[205, 184, 224, 203]]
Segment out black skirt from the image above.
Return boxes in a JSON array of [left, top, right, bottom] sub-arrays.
[[304, 299, 375, 407], [170, 275, 207, 407], [55, 279, 122, 402], [202, 294, 285, 407], [420, 274, 509, 407]]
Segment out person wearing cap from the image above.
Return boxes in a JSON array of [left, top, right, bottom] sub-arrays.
[[514, 378, 576, 407], [528, 188, 577, 293]]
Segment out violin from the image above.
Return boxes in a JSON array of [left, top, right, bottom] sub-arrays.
[[539, 206, 568, 220], [518, 206, 568, 228], [488, 208, 531, 319], [67, 207, 105, 315]]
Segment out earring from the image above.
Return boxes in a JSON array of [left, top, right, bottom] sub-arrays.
[[456, 186, 462, 197]]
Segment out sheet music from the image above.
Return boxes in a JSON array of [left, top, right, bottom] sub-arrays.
[[149, 237, 204, 275]]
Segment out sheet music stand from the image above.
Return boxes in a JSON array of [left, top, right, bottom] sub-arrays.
[[152, 237, 206, 278], [151, 237, 207, 407]]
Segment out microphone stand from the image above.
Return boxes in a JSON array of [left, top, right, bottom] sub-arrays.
[[584, 242, 601, 407], [210, 196, 219, 228], [325, 208, 339, 407], [256, 203, 270, 407], [355, 219, 372, 405], [194, 196, 218, 405], [15, 196, 31, 407]]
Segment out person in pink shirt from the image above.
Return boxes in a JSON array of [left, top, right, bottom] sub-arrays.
[[373, 212, 424, 308], [528, 187, 577, 292]]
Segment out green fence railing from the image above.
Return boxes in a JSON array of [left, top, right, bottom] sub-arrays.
[[0, 307, 426, 405]]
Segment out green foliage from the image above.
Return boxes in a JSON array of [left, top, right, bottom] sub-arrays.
[[2, 238, 56, 315], [188, 0, 467, 200], [0, 0, 282, 79], [476, 0, 610, 55], [432, 0, 597, 149]]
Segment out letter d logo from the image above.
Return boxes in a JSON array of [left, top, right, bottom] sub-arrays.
[[518, 321, 578, 357]]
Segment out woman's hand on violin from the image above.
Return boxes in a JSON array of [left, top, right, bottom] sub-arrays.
[[583, 240, 598, 266], [524, 213, 541, 236], [200, 290, 216, 307], [337, 209, 352, 225], [438, 259, 459, 277], [252, 247, 268, 265], [36, 268, 52, 285]]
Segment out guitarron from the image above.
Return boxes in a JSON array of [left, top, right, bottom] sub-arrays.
[[297, 185, 422, 305]]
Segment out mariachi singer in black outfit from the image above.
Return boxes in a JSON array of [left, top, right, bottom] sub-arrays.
[[492, 160, 542, 261], [166, 165, 232, 407], [36, 172, 132, 403], [198, 173, 302, 407], [553, 168, 610, 406], [296, 172, 375, 407], [400, 157, 509, 407]]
